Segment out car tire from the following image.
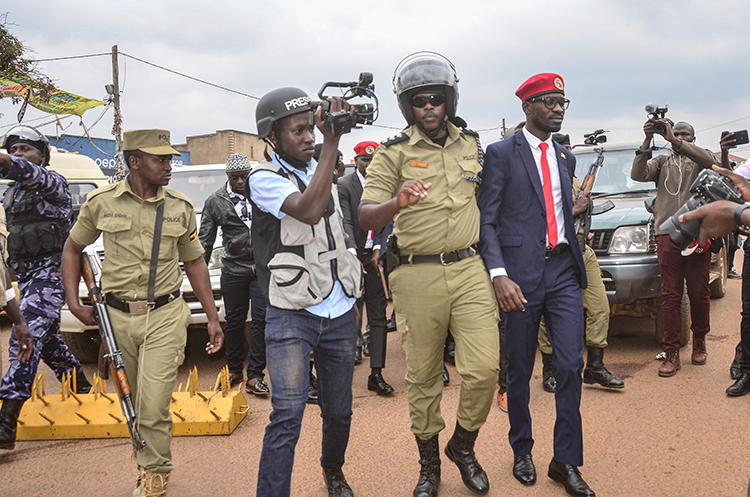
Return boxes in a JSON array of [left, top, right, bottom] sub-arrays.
[[654, 292, 690, 347], [62, 331, 101, 364], [709, 245, 728, 299]]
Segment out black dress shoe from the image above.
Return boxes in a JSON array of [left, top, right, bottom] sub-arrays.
[[442, 365, 450, 386], [322, 468, 354, 497], [308, 373, 319, 404], [368, 371, 394, 395], [548, 460, 595, 497], [512, 454, 536, 486], [245, 377, 270, 396], [726, 371, 750, 397]]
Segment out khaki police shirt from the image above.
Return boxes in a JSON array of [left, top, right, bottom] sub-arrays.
[[361, 122, 482, 255], [70, 177, 204, 300], [0, 205, 8, 307]]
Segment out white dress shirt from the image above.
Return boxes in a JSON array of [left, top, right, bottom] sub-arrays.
[[489, 128, 568, 280]]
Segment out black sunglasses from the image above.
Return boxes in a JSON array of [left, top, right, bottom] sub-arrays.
[[411, 94, 446, 108], [529, 96, 570, 110]]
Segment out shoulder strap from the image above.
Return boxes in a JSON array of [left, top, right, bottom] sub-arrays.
[[381, 133, 408, 148], [147, 201, 165, 306], [3, 183, 17, 211]]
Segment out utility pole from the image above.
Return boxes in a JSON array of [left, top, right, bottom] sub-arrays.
[[501, 118, 507, 138], [111, 45, 122, 154], [110, 44, 126, 181]]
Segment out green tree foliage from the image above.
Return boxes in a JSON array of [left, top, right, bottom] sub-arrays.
[[0, 13, 54, 102]]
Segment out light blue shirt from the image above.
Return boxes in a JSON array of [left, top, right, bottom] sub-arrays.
[[249, 153, 355, 319]]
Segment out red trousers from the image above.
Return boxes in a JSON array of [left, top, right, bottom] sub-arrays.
[[656, 235, 710, 351]]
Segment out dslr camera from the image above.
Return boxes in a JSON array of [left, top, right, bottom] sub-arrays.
[[660, 168, 744, 248], [645, 103, 674, 136], [315, 72, 378, 136]]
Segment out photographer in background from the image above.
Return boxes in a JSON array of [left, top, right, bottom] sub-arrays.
[[631, 117, 718, 377]]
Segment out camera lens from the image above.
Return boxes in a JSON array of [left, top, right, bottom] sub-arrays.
[[654, 122, 666, 135]]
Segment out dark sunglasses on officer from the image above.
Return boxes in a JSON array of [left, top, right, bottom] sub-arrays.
[[411, 93, 446, 108]]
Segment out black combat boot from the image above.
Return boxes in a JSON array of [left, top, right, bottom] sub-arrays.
[[76, 369, 92, 394], [583, 347, 624, 389], [0, 399, 26, 450], [541, 352, 556, 393], [444, 422, 489, 495], [414, 435, 440, 497]]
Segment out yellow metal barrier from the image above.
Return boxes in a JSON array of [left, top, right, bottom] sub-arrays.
[[4, 365, 249, 442]]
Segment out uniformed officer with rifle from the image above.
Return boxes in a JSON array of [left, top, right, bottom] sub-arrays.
[[61, 129, 223, 497]]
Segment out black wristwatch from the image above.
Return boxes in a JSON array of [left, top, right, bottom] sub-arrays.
[[734, 202, 750, 226]]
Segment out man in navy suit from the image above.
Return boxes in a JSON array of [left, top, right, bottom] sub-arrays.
[[477, 73, 595, 497]]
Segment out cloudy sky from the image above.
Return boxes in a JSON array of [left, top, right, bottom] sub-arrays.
[[2, 0, 749, 162]]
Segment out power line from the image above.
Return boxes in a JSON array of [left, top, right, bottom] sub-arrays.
[[34, 53, 110, 62], [697, 115, 750, 133], [119, 52, 261, 100]]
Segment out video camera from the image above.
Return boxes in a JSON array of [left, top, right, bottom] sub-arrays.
[[660, 168, 744, 248], [315, 72, 378, 136], [645, 103, 674, 136]]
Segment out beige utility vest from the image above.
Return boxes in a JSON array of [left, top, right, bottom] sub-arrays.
[[251, 161, 362, 310]]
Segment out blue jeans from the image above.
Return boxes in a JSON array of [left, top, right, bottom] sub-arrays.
[[256, 305, 357, 497]]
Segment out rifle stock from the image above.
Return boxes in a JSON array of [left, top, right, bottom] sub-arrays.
[[80, 254, 146, 451]]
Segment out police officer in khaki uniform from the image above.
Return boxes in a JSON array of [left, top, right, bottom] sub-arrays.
[[360, 52, 498, 497], [61, 129, 223, 497], [538, 134, 623, 393]]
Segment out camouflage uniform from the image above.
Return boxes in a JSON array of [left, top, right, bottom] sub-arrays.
[[0, 155, 84, 401]]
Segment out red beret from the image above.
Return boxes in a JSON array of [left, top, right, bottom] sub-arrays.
[[515, 73, 565, 101], [354, 141, 379, 156]]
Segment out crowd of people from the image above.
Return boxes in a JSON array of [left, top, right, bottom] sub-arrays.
[[0, 50, 749, 497]]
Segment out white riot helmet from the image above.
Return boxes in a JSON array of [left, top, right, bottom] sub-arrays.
[[392, 51, 459, 125]]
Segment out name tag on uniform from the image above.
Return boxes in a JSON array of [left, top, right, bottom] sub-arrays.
[[409, 160, 429, 168]]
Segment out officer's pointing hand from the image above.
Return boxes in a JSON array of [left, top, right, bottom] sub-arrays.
[[397, 179, 431, 209], [492, 275, 527, 312]]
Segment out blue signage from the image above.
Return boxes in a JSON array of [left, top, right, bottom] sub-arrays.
[[46, 134, 190, 176]]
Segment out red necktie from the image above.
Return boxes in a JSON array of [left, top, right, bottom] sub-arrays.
[[539, 142, 558, 248]]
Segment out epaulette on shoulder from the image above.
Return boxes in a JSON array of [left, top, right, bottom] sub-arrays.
[[165, 187, 194, 207], [86, 182, 118, 200], [380, 133, 408, 148], [462, 128, 479, 138]]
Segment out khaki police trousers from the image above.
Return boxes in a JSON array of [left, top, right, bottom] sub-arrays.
[[390, 255, 498, 440], [108, 297, 189, 473], [539, 245, 609, 353]]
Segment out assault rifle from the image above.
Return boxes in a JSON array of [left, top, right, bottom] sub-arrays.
[[573, 130, 614, 241], [80, 254, 146, 451]]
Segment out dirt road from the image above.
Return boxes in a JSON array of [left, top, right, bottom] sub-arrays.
[[1, 276, 749, 496]]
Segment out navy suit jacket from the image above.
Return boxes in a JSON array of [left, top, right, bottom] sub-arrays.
[[478, 131, 587, 293]]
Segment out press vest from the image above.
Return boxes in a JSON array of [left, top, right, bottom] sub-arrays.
[[3, 183, 69, 263], [249, 161, 362, 310]]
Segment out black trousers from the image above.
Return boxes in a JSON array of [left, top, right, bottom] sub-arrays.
[[220, 271, 267, 379], [357, 255, 388, 369], [739, 241, 750, 372]]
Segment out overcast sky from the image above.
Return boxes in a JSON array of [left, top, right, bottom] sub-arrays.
[[2, 0, 749, 162]]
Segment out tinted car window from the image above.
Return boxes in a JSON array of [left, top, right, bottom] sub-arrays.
[[169, 169, 225, 213], [573, 148, 669, 195]]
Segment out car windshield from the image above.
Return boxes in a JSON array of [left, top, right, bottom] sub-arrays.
[[169, 169, 225, 213], [573, 148, 668, 195]]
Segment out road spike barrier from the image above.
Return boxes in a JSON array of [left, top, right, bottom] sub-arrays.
[[4, 365, 249, 442]]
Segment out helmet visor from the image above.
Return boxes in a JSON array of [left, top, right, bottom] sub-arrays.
[[393, 52, 457, 96], [1, 126, 46, 149]]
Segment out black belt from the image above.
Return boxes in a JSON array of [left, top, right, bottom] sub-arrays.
[[545, 244, 569, 259], [399, 245, 477, 266], [105, 290, 181, 314]]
